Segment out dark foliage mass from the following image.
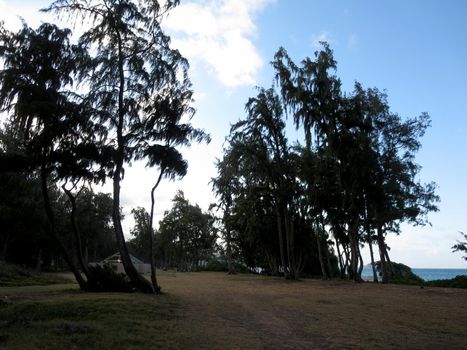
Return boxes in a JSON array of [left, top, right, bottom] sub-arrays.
[[0, 0, 206, 293]]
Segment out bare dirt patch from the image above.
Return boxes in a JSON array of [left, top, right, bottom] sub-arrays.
[[158, 272, 467, 350]]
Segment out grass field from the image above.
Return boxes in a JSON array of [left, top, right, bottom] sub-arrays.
[[1, 271, 466, 349]]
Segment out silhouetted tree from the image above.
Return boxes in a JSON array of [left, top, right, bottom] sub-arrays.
[[45, 0, 202, 292]]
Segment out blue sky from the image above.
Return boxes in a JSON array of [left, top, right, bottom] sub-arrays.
[[1, 0, 466, 267]]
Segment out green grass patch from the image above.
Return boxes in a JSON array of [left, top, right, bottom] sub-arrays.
[[0, 288, 184, 350], [0, 262, 73, 287]]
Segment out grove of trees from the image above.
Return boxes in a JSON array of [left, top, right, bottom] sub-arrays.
[[212, 44, 438, 282], [0, 0, 439, 293]]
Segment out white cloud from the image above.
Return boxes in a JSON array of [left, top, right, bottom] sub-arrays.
[[0, 0, 52, 30], [311, 31, 333, 49], [163, 0, 271, 88]]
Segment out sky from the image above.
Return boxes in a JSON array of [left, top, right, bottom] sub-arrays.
[[1, 0, 466, 268]]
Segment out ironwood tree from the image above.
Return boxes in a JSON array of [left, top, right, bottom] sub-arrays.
[[45, 0, 206, 293]]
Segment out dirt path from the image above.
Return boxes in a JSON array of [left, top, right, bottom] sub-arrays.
[[159, 272, 467, 350]]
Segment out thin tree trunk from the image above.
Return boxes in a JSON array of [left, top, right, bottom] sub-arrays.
[[149, 170, 164, 294], [376, 224, 389, 283], [384, 246, 394, 279], [62, 186, 92, 280], [334, 237, 345, 279], [358, 247, 364, 277], [349, 217, 362, 282], [114, 29, 154, 293], [368, 238, 378, 283], [40, 164, 87, 289], [283, 208, 297, 279], [315, 219, 328, 279], [275, 206, 288, 278], [224, 207, 236, 275]]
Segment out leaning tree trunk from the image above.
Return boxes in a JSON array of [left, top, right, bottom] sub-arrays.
[[334, 237, 345, 279], [40, 164, 87, 289], [376, 224, 389, 283], [62, 186, 92, 281]]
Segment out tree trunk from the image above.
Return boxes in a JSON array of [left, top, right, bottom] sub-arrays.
[[275, 206, 288, 278], [62, 186, 92, 280], [114, 29, 154, 294], [149, 172, 164, 294], [315, 219, 328, 279], [376, 224, 389, 283], [224, 208, 236, 275], [334, 237, 345, 279], [349, 217, 362, 282], [283, 208, 297, 279], [40, 164, 87, 289], [384, 246, 394, 279], [368, 238, 378, 282], [225, 230, 236, 275], [358, 247, 364, 277]]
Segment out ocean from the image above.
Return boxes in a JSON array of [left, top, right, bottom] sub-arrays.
[[361, 266, 467, 281]]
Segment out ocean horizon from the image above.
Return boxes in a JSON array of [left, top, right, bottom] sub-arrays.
[[361, 266, 467, 281]]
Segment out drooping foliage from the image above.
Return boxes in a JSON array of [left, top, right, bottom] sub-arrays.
[[213, 44, 438, 282]]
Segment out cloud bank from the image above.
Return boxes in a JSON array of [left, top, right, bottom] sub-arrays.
[[163, 0, 271, 88]]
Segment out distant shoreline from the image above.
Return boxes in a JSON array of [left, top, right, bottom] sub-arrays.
[[362, 267, 467, 281]]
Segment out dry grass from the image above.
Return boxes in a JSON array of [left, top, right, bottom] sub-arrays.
[[1, 271, 466, 349]]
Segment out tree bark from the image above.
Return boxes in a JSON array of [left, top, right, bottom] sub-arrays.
[[368, 238, 378, 283], [315, 219, 328, 279], [334, 237, 345, 279], [62, 186, 92, 280], [376, 224, 389, 283], [113, 28, 154, 293], [40, 164, 87, 289], [149, 171, 164, 294], [349, 217, 363, 282], [275, 206, 288, 278], [283, 208, 297, 279]]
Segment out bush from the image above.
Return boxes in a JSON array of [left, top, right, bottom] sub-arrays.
[[425, 275, 467, 289], [201, 259, 250, 273], [86, 264, 134, 293], [375, 261, 424, 284]]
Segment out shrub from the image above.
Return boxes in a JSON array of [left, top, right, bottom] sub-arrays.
[[86, 264, 134, 293], [425, 275, 467, 289]]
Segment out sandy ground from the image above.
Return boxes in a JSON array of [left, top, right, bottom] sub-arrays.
[[157, 271, 467, 350]]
